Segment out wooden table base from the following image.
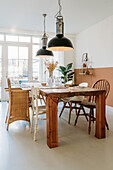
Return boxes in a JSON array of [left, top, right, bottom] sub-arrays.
[[41, 88, 106, 148], [46, 96, 58, 148], [95, 92, 106, 138]]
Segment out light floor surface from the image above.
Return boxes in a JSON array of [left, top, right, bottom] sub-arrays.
[[0, 102, 113, 170]]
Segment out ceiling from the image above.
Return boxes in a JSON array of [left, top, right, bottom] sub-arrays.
[[0, 0, 113, 35]]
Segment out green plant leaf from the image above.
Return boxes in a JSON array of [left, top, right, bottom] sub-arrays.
[[57, 69, 61, 72], [57, 69, 65, 75], [67, 75, 73, 79], [68, 71, 75, 76], [61, 76, 65, 79], [64, 71, 68, 76], [66, 63, 73, 71], [59, 66, 66, 72], [57, 63, 74, 83], [57, 69, 63, 73], [64, 70, 72, 74], [68, 78, 73, 81]]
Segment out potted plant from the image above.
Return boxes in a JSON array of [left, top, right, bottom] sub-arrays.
[[57, 63, 75, 84]]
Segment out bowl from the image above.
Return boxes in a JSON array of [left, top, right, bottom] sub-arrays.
[[79, 82, 88, 88], [65, 84, 72, 87], [41, 83, 46, 86]]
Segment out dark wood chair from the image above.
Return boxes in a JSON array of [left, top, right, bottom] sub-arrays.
[[74, 79, 110, 134], [59, 96, 88, 124]]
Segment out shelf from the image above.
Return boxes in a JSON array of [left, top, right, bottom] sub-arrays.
[[79, 72, 93, 75], [79, 66, 93, 75]]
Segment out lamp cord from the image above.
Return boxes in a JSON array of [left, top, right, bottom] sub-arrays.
[[55, 0, 62, 18], [43, 14, 46, 34]]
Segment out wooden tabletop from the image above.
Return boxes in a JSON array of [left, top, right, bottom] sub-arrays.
[[40, 86, 105, 98]]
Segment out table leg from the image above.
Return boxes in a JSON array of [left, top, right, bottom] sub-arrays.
[[95, 92, 106, 138], [46, 96, 58, 148]]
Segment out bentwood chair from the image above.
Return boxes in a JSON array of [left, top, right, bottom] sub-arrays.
[[6, 79, 30, 130], [31, 86, 46, 141], [59, 95, 87, 124], [74, 79, 110, 134]]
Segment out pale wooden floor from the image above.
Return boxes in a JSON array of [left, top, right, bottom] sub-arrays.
[[0, 102, 113, 170]]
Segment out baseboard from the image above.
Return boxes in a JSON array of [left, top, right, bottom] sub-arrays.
[[106, 105, 113, 112]]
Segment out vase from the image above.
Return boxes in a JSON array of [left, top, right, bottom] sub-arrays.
[[49, 71, 53, 78], [48, 75, 54, 87]]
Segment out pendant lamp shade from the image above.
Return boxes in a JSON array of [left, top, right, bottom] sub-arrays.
[[47, 0, 74, 51], [36, 14, 54, 58], [47, 35, 73, 51], [36, 46, 53, 58]]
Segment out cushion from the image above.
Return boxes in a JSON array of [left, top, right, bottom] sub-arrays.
[[62, 96, 85, 102], [81, 101, 96, 108]]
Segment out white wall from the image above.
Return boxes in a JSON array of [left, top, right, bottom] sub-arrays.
[[64, 36, 76, 70], [75, 15, 113, 68]]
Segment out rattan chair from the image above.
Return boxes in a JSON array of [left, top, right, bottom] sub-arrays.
[[6, 79, 30, 130], [5, 78, 22, 124], [74, 79, 110, 134], [31, 86, 46, 141]]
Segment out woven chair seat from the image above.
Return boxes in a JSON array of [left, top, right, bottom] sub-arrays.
[[33, 105, 46, 114], [81, 101, 96, 108], [62, 96, 85, 103]]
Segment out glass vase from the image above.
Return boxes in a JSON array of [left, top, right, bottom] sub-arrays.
[[48, 75, 54, 87]]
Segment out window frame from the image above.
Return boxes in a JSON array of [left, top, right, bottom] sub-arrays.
[[0, 32, 64, 101]]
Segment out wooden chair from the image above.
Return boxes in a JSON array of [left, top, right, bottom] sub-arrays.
[[28, 80, 46, 105], [59, 95, 88, 124], [31, 86, 46, 141], [74, 79, 110, 134], [6, 79, 30, 130]]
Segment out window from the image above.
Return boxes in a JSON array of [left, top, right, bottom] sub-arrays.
[[6, 35, 31, 43], [32, 45, 41, 81], [32, 37, 40, 44], [0, 33, 64, 100], [0, 34, 4, 41], [19, 36, 31, 43], [6, 35, 18, 42], [8, 46, 29, 86], [0, 46, 2, 98]]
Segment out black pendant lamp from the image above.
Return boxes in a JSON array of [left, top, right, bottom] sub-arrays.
[[36, 14, 54, 58], [47, 0, 74, 51]]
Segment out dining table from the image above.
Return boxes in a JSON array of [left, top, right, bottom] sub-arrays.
[[21, 82, 106, 149], [39, 86, 106, 149]]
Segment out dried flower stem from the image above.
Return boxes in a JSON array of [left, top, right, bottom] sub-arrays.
[[44, 60, 58, 77]]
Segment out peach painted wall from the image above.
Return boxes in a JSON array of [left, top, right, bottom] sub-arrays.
[[74, 15, 113, 107], [74, 67, 113, 107]]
